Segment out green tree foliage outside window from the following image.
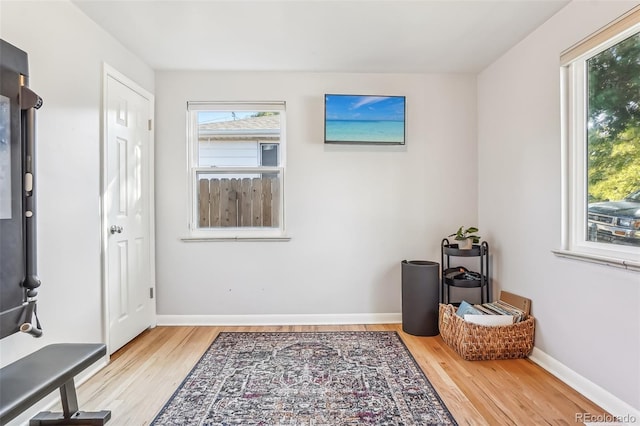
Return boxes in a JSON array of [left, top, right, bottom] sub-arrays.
[[587, 32, 640, 202]]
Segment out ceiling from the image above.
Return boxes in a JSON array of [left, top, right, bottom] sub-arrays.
[[72, 0, 570, 73]]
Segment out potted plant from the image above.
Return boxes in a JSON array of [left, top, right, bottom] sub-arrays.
[[448, 226, 480, 250]]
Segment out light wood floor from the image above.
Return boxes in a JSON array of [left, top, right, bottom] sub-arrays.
[[76, 325, 606, 425]]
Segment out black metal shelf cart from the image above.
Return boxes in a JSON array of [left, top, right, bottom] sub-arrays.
[[440, 238, 490, 305]]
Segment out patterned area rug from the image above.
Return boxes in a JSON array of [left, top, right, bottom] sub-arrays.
[[152, 331, 457, 425]]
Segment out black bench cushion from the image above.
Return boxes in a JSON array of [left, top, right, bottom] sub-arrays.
[[0, 343, 106, 424]]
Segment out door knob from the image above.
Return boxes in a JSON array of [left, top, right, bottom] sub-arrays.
[[110, 225, 123, 234]]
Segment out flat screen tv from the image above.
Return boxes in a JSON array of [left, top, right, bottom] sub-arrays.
[[324, 94, 405, 145]]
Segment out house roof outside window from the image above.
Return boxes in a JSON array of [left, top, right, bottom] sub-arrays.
[[199, 115, 280, 142]]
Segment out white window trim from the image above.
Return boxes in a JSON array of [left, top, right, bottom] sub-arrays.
[[555, 8, 640, 272], [183, 101, 289, 241]]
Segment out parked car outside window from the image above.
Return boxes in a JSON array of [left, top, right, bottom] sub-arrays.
[[588, 190, 640, 246]]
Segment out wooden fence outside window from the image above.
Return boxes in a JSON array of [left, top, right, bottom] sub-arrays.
[[198, 176, 280, 228]]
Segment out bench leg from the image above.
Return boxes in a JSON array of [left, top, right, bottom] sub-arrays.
[[29, 410, 111, 425], [60, 379, 79, 418], [29, 378, 111, 425]]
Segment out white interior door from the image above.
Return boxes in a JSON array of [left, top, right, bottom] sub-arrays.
[[104, 69, 155, 354]]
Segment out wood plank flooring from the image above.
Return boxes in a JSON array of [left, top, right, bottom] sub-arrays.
[[75, 325, 606, 425]]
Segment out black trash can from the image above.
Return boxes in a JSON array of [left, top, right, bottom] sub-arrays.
[[401, 260, 440, 336]]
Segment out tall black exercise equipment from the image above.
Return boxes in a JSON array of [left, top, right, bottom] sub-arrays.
[[0, 39, 43, 339]]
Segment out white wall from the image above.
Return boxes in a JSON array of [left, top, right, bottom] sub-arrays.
[[478, 0, 640, 413], [0, 0, 154, 423], [155, 71, 478, 318]]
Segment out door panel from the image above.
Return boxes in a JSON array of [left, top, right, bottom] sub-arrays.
[[106, 74, 153, 353]]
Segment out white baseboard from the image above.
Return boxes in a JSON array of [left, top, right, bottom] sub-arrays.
[[156, 312, 402, 326], [529, 347, 640, 423]]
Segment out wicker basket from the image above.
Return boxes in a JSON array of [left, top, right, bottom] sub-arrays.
[[438, 304, 535, 361]]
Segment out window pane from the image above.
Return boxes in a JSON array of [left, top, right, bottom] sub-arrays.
[[586, 32, 640, 247], [260, 143, 278, 167], [196, 171, 281, 229], [197, 111, 280, 167]]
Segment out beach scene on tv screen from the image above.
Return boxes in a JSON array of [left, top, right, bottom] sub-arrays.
[[325, 95, 405, 144]]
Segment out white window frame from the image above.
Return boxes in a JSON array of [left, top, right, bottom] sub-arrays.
[[184, 101, 289, 241], [555, 6, 640, 271]]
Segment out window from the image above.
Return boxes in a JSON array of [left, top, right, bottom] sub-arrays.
[[186, 102, 287, 239], [558, 6, 640, 269]]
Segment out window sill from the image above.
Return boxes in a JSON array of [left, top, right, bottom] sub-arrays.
[[552, 249, 640, 272], [181, 235, 291, 242]]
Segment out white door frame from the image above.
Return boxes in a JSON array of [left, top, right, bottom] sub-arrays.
[[101, 63, 156, 354]]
